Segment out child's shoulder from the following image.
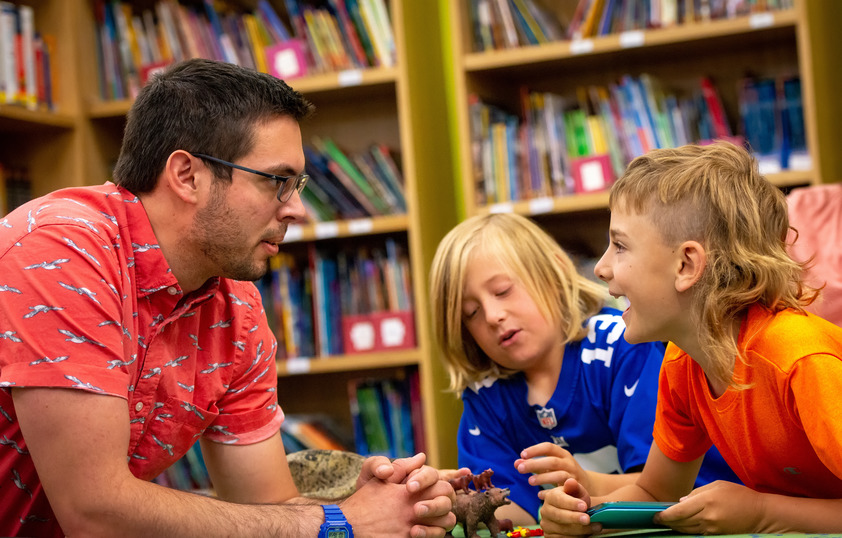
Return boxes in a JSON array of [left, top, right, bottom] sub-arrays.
[[744, 305, 842, 362], [463, 373, 525, 398]]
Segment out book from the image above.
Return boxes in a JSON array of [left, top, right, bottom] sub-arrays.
[[256, 0, 291, 42], [327, 0, 368, 68], [315, 137, 390, 214], [282, 414, 349, 451], [354, 380, 391, 456], [17, 4, 35, 109], [0, 2, 19, 104]]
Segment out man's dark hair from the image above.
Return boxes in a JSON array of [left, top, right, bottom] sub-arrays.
[[112, 58, 315, 194]]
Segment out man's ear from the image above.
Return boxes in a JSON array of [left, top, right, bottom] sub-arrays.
[[675, 240, 706, 292], [164, 150, 202, 204]]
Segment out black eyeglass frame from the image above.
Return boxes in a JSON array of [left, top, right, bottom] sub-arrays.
[[190, 152, 309, 203]]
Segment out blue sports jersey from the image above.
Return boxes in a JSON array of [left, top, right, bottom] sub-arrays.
[[457, 308, 739, 520]]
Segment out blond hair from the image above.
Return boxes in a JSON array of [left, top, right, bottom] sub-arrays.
[[429, 213, 607, 393], [610, 141, 818, 387]]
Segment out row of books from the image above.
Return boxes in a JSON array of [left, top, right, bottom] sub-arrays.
[[302, 138, 406, 222], [348, 372, 425, 458], [281, 413, 353, 453], [468, 0, 794, 52], [94, 0, 396, 101], [284, 0, 396, 73], [0, 2, 56, 110], [469, 73, 806, 205], [258, 237, 414, 360], [0, 164, 32, 216]]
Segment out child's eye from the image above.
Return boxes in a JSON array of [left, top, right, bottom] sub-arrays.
[[612, 241, 626, 253], [495, 287, 512, 297], [463, 308, 478, 321]]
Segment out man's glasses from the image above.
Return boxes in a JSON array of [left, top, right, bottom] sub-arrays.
[[190, 152, 309, 203]]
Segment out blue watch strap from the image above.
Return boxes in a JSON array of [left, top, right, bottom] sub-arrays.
[[322, 504, 346, 524], [320, 504, 353, 538]]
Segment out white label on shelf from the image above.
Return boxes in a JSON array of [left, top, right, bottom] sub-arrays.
[[788, 152, 812, 171], [758, 157, 783, 175], [315, 221, 340, 238], [489, 202, 514, 214], [284, 224, 303, 242], [619, 31, 645, 48], [347, 218, 374, 234], [581, 161, 608, 192], [528, 197, 554, 214], [285, 358, 311, 374], [570, 39, 594, 55], [749, 12, 775, 28], [338, 69, 364, 87]]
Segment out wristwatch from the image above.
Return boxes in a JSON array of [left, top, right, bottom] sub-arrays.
[[318, 504, 354, 538]]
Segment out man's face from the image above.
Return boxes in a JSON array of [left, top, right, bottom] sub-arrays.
[[190, 116, 307, 282]]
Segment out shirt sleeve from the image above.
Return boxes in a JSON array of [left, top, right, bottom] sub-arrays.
[[457, 386, 543, 521], [610, 339, 664, 471], [788, 353, 842, 480], [653, 345, 713, 463], [0, 222, 131, 397], [203, 283, 283, 445]]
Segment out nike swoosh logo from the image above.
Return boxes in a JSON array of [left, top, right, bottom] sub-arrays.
[[624, 379, 640, 397], [468, 426, 481, 436]]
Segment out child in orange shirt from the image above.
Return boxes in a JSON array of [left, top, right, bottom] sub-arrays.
[[539, 141, 842, 535]]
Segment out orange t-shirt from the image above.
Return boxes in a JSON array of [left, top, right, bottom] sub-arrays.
[[654, 305, 842, 498]]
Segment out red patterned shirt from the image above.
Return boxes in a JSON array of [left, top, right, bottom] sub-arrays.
[[0, 184, 283, 537]]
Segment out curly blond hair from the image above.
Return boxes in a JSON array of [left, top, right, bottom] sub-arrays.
[[609, 141, 818, 388], [429, 213, 607, 393]]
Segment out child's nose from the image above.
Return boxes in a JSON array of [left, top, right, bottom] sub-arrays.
[[594, 252, 611, 282]]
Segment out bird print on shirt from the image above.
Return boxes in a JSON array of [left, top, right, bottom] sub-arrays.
[[58, 281, 101, 305], [23, 305, 64, 318], [58, 329, 105, 347], [22, 259, 70, 270], [62, 237, 102, 267]]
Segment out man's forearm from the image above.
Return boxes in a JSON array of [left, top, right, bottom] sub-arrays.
[[57, 478, 324, 537]]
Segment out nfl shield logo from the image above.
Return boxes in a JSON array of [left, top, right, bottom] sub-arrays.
[[536, 407, 557, 429]]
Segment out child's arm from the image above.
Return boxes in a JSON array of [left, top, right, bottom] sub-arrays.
[[657, 480, 842, 533], [537, 443, 701, 536], [515, 441, 640, 496]]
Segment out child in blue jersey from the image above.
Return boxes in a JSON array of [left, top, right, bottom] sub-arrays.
[[429, 212, 737, 526]]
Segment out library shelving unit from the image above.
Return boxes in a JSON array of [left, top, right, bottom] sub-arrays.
[[444, 0, 842, 256], [1, 0, 461, 469]]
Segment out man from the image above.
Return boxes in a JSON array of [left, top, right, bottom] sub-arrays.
[[0, 58, 455, 537]]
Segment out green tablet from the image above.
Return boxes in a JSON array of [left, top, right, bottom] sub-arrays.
[[586, 501, 677, 528]]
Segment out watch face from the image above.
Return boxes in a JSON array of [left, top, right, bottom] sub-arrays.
[[327, 528, 348, 538]]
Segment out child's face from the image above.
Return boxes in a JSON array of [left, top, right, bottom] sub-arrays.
[[594, 206, 684, 345], [461, 251, 563, 374]]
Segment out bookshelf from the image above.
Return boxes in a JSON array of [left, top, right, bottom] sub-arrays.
[[445, 0, 842, 257], [1, 0, 461, 469]]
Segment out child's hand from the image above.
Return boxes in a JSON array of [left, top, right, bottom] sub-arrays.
[[515, 442, 591, 492], [655, 480, 764, 534], [537, 478, 601, 537]]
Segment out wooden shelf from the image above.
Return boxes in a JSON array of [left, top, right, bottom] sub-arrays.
[[276, 348, 421, 376], [0, 106, 75, 130], [474, 170, 812, 218], [463, 9, 799, 72], [283, 214, 409, 243]]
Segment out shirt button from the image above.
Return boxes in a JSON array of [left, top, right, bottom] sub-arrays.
[[167, 287, 178, 295], [135, 402, 143, 412]]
